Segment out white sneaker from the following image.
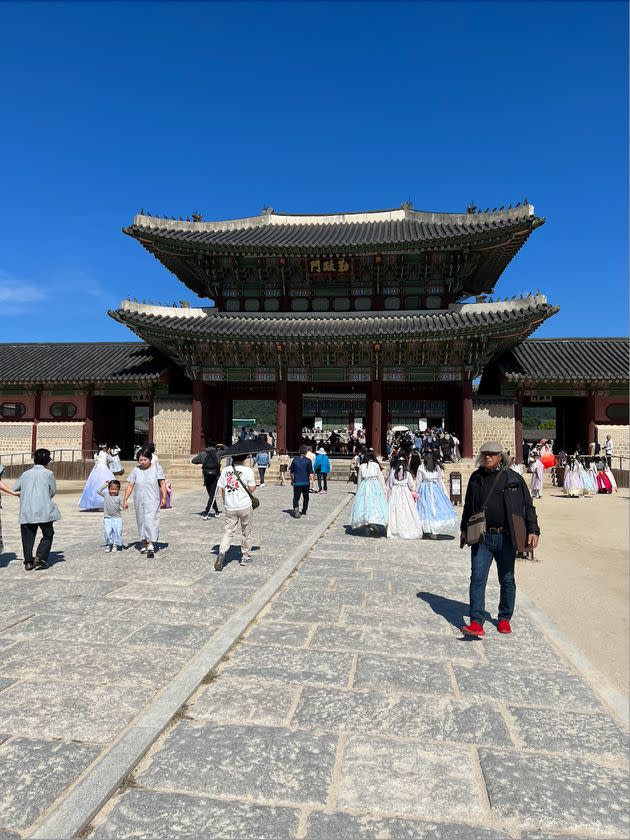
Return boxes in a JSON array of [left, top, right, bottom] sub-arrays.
[[105, 545, 113, 553], [140, 545, 147, 553]]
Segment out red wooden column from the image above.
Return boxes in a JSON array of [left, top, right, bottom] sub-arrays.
[[191, 379, 204, 454], [514, 391, 523, 464], [31, 389, 42, 456], [369, 380, 383, 456], [147, 391, 155, 444], [461, 380, 473, 459], [276, 380, 288, 452], [586, 391, 597, 447], [286, 383, 303, 452], [82, 389, 94, 458]]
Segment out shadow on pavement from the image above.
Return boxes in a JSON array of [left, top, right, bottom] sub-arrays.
[[417, 590, 488, 639]]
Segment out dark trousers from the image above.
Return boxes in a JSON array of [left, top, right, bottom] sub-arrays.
[[293, 485, 309, 515], [317, 472, 328, 492], [21, 522, 54, 566], [258, 467, 267, 484], [203, 475, 219, 514], [469, 531, 516, 624]]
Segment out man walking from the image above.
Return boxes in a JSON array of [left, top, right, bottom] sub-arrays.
[[214, 452, 256, 570], [192, 442, 222, 519], [604, 435, 613, 468], [13, 448, 61, 571], [291, 445, 313, 518], [460, 441, 540, 636]]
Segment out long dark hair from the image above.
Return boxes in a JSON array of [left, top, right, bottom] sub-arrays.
[[136, 447, 153, 461], [394, 457, 407, 481]]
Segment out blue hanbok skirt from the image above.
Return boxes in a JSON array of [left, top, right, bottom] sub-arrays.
[[348, 477, 389, 529], [417, 480, 458, 535]]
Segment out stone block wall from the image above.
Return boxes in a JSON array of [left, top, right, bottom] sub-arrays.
[[36, 422, 84, 456], [154, 398, 193, 456], [595, 424, 629, 459], [472, 398, 516, 457], [0, 422, 33, 456]]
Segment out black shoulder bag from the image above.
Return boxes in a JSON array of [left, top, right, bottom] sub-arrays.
[[465, 470, 505, 546]]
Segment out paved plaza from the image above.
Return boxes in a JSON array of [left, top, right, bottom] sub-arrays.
[[0, 483, 628, 839]]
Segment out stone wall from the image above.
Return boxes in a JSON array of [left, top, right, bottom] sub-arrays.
[[472, 398, 516, 457], [36, 422, 84, 456], [153, 398, 193, 456], [595, 424, 629, 459], [0, 422, 33, 457]]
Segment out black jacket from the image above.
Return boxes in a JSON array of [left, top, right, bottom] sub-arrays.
[[461, 467, 540, 552]]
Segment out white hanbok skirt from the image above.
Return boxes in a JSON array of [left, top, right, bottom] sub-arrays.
[[78, 464, 115, 510], [387, 485, 423, 540]]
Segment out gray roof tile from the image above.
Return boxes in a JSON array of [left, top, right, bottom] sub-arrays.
[[0, 343, 169, 385], [496, 338, 629, 382]]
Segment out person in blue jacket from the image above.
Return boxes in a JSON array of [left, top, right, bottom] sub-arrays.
[[314, 446, 332, 494], [255, 450, 271, 487]]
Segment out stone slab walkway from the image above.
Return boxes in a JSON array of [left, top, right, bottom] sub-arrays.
[[0, 483, 628, 839], [86, 494, 628, 839], [0, 482, 345, 838]]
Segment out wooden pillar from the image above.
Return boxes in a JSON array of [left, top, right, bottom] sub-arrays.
[[82, 389, 94, 458], [191, 379, 203, 454], [223, 392, 233, 445], [276, 380, 288, 452], [461, 380, 473, 459], [514, 391, 523, 464], [31, 389, 41, 456], [286, 383, 303, 452], [369, 380, 383, 456], [147, 392, 155, 444], [586, 392, 597, 447]]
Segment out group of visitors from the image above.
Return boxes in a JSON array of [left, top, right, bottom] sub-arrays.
[[300, 427, 367, 456], [348, 447, 457, 539], [387, 427, 461, 464], [562, 455, 617, 497]]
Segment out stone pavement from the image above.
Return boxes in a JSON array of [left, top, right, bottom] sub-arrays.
[[0, 482, 628, 839], [88, 491, 628, 840], [0, 482, 344, 838]]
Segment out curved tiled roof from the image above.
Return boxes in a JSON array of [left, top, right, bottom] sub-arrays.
[[124, 204, 544, 252], [0, 342, 169, 385], [110, 298, 557, 342], [496, 338, 629, 382]]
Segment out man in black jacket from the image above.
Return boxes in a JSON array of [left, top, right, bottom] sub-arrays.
[[192, 443, 223, 519], [460, 441, 540, 637]]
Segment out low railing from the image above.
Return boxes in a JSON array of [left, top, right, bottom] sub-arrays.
[[0, 449, 92, 480]]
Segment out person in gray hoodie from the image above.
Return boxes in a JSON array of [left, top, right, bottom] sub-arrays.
[[13, 448, 61, 570]]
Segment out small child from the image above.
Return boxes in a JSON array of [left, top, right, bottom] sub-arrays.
[[98, 480, 123, 552]]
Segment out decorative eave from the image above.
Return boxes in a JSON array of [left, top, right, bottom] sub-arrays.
[[109, 295, 558, 344]]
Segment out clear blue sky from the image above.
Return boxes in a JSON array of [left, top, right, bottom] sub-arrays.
[[0, 1, 627, 342]]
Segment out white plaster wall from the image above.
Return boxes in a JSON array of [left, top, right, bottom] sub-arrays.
[[0, 423, 33, 457]]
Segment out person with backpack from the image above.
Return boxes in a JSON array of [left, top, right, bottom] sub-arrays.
[[255, 449, 271, 487], [313, 446, 332, 494], [192, 442, 223, 519]]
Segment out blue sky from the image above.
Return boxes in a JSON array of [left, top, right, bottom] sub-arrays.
[[0, 0, 627, 341]]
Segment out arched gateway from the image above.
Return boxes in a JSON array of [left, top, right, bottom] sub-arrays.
[[111, 203, 558, 456]]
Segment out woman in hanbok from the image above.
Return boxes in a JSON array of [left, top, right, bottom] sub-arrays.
[[386, 457, 423, 540], [451, 434, 461, 462], [123, 447, 167, 558], [529, 452, 545, 499], [580, 461, 597, 497], [562, 457, 582, 497], [78, 445, 115, 510], [416, 452, 457, 538], [109, 445, 124, 476], [348, 451, 388, 535]]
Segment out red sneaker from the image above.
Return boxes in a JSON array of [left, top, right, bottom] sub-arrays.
[[497, 619, 512, 634], [461, 621, 485, 637]]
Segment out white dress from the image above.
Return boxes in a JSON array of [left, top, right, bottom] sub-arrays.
[[109, 447, 123, 474], [78, 451, 115, 510], [386, 470, 423, 540], [128, 462, 165, 542]]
